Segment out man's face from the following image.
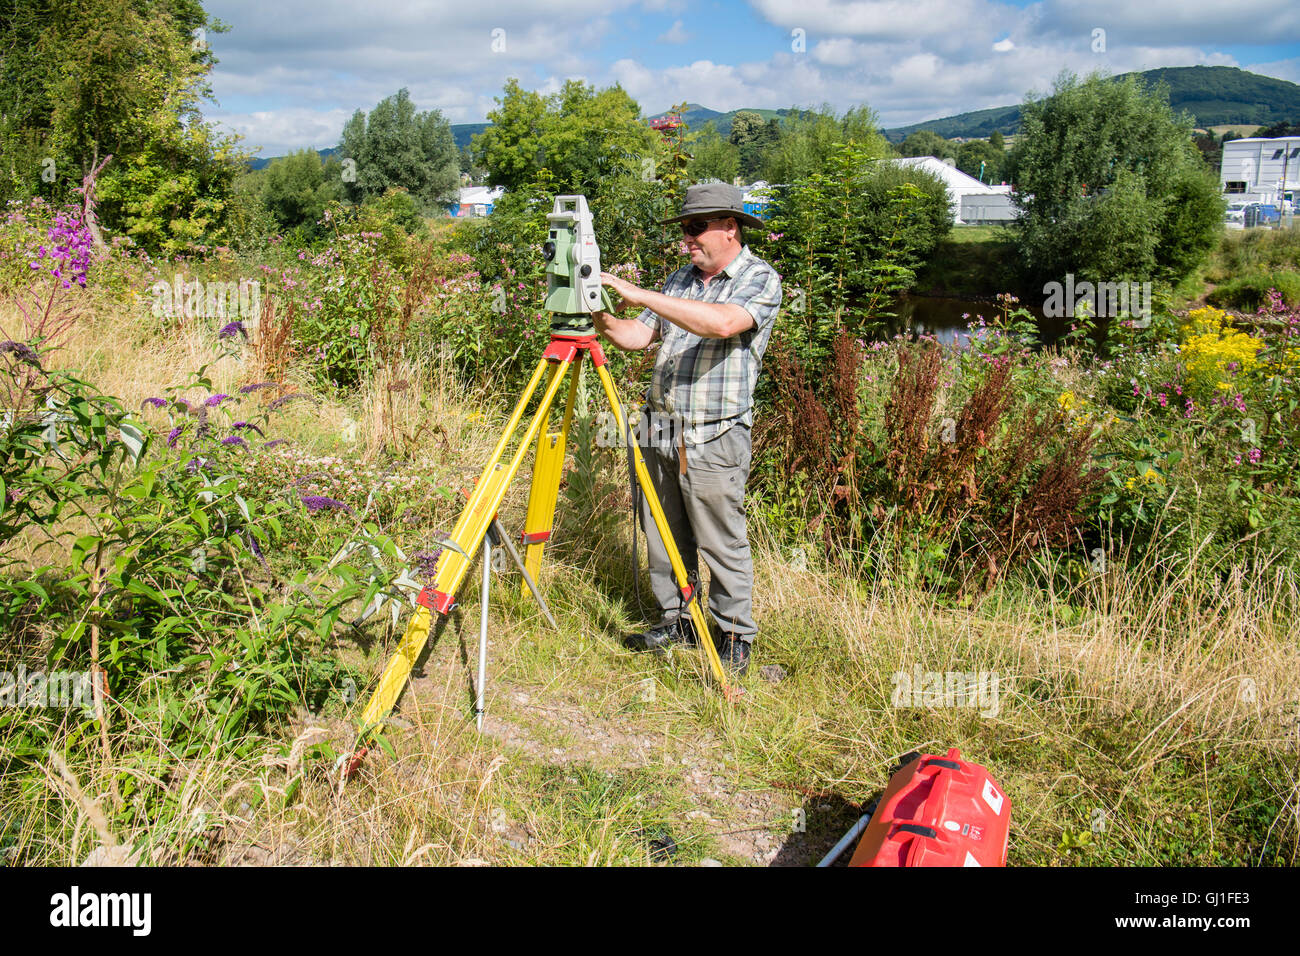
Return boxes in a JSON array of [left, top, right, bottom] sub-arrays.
[[680, 216, 738, 274]]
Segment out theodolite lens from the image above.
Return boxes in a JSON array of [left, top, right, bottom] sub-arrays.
[[543, 240, 556, 261]]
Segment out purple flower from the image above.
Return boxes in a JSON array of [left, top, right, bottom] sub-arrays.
[[301, 495, 354, 515], [411, 548, 444, 581], [1248, 448, 1261, 464], [218, 321, 246, 341], [166, 426, 184, 447], [221, 435, 248, 448], [141, 397, 167, 409], [264, 439, 289, 449], [239, 381, 276, 394], [268, 392, 314, 411], [1, 340, 40, 365], [204, 393, 230, 407], [231, 421, 265, 437]]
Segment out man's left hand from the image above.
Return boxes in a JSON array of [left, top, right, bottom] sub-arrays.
[[600, 272, 648, 308]]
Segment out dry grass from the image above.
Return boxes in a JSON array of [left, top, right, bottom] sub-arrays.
[[5, 293, 1298, 867]]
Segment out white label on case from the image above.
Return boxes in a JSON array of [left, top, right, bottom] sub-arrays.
[[964, 850, 981, 867], [981, 779, 1005, 816]]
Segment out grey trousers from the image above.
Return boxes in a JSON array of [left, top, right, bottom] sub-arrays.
[[637, 421, 756, 643]]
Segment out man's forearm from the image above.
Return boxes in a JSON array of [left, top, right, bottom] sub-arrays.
[[634, 289, 753, 339]]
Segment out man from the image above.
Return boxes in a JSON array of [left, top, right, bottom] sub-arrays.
[[595, 182, 782, 676]]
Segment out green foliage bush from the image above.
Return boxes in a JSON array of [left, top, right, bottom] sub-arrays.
[[764, 145, 952, 367], [1207, 271, 1300, 311], [260, 150, 346, 240], [1009, 72, 1225, 294]]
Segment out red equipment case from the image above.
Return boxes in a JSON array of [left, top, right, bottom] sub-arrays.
[[849, 748, 1010, 867]]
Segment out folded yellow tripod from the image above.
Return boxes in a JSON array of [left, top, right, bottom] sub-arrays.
[[347, 197, 739, 773]]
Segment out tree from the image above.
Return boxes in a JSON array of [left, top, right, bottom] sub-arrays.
[[340, 88, 460, 213], [766, 145, 951, 364], [762, 105, 891, 183], [957, 139, 1003, 183], [989, 130, 1006, 152], [466, 80, 546, 192], [898, 130, 957, 160], [688, 127, 740, 183], [0, 0, 247, 252], [471, 78, 655, 195], [1008, 71, 1223, 288], [728, 110, 768, 181], [1254, 119, 1300, 138], [260, 149, 344, 237]]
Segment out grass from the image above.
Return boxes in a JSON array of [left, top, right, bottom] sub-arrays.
[[3, 279, 1299, 868], [1176, 225, 1300, 310], [915, 224, 1023, 298]]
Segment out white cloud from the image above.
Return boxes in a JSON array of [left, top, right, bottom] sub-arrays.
[[748, 0, 1010, 41], [1035, 0, 1300, 46], [210, 107, 355, 159], [812, 37, 860, 67], [659, 19, 690, 44], [195, 0, 1300, 157], [1244, 56, 1300, 85]]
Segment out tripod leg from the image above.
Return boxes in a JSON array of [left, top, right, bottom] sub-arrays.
[[430, 355, 574, 612], [494, 516, 559, 631], [590, 363, 740, 698], [477, 530, 491, 731], [520, 353, 581, 595], [356, 354, 571, 733]]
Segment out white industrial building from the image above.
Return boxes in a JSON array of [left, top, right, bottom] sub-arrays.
[[886, 156, 1018, 225], [1220, 136, 1299, 208]]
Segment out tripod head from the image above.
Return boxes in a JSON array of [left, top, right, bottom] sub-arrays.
[[543, 195, 616, 335]]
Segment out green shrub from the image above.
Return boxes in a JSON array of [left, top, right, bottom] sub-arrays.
[[1206, 271, 1300, 311]]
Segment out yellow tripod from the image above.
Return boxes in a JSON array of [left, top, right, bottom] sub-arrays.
[[348, 331, 740, 770]]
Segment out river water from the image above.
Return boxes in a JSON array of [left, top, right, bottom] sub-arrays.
[[885, 294, 1070, 348]]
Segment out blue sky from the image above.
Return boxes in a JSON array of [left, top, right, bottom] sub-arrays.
[[201, 0, 1300, 158]]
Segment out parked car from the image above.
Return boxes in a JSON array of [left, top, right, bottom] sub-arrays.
[[1224, 201, 1248, 227]]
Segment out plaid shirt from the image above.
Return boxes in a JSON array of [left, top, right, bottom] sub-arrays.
[[635, 245, 782, 446]]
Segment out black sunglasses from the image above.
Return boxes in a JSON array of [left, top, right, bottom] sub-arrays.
[[679, 216, 730, 237]]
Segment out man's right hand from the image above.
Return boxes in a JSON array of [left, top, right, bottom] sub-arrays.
[[593, 308, 657, 352]]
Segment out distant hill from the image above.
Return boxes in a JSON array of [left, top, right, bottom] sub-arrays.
[[247, 145, 341, 171], [881, 66, 1300, 142], [451, 122, 489, 150]]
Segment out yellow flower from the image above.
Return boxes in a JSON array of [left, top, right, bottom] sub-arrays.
[[1180, 306, 1262, 392], [1058, 390, 1075, 413]]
